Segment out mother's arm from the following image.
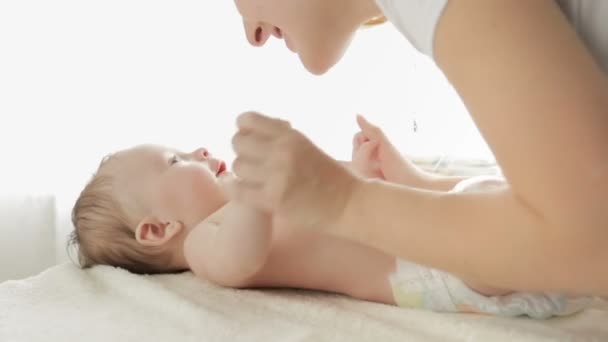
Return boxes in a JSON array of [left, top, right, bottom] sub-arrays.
[[339, 0, 608, 296], [435, 0, 608, 230]]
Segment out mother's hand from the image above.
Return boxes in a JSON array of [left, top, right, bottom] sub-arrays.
[[231, 112, 359, 229]]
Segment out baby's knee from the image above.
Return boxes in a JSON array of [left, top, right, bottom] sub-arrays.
[[452, 175, 506, 193]]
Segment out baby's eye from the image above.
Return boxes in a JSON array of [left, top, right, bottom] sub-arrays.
[[169, 155, 180, 165]]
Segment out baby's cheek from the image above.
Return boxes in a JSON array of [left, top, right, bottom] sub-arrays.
[[188, 169, 221, 200], [185, 168, 207, 188]]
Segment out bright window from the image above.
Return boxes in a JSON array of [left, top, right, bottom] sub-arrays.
[[0, 0, 494, 209]]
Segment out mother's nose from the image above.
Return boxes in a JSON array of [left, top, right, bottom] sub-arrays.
[[243, 20, 272, 47]]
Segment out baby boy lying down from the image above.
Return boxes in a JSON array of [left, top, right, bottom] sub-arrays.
[[69, 116, 590, 318]]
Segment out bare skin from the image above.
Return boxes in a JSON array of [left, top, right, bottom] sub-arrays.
[[192, 209, 398, 304], [231, 0, 608, 297], [183, 117, 509, 304], [183, 181, 509, 304]]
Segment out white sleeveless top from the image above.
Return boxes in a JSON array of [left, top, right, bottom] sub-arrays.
[[375, 0, 608, 72]]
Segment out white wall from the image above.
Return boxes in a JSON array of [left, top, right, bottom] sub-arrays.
[[0, 195, 56, 281], [0, 0, 494, 271]]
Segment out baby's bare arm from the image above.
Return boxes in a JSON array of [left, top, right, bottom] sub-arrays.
[[184, 202, 273, 287], [342, 159, 466, 192], [349, 116, 469, 191]]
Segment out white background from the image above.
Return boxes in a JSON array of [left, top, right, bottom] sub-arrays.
[[0, 0, 493, 212]]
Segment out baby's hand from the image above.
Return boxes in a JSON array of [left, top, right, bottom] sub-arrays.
[[355, 115, 426, 185], [351, 131, 384, 179]]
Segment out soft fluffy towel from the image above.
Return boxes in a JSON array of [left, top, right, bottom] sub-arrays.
[[1, 263, 607, 342]]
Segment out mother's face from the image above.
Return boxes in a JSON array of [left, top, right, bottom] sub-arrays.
[[234, 0, 359, 75]]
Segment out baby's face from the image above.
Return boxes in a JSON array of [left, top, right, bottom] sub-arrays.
[[107, 144, 229, 229]]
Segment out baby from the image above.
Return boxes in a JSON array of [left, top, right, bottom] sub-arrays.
[[69, 116, 590, 318]]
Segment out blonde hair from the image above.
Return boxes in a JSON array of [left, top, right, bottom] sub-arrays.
[[363, 16, 387, 26], [68, 156, 184, 274]]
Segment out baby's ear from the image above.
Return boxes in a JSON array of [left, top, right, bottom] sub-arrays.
[[135, 217, 184, 247]]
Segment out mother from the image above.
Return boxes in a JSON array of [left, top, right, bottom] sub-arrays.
[[230, 0, 608, 297]]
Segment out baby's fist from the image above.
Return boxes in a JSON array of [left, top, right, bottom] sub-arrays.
[[351, 133, 383, 179]]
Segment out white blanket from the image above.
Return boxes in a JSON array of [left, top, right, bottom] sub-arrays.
[[2, 263, 607, 342]]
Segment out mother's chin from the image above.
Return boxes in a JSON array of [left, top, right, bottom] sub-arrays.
[[297, 40, 351, 76], [298, 54, 334, 75]]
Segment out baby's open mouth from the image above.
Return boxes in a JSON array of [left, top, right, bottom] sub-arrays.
[[216, 161, 227, 177]]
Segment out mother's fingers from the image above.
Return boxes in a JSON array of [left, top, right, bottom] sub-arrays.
[[232, 157, 268, 185], [237, 112, 291, 136], [232, 181, 273, 212], [232, 130, 270, 163]]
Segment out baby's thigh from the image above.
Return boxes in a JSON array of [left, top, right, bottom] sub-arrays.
[[451, 175, 507, 193]]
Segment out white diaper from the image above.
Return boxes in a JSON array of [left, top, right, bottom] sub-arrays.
[[389, 258, 593, 318]]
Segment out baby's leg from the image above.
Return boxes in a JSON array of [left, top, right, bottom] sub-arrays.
[[449, 174, 507, 193]]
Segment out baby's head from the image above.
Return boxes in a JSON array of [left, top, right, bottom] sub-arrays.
[[69, 144, 229, 274]]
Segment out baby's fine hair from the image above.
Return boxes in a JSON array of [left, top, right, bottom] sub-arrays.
[[68, 155, 182, 275]]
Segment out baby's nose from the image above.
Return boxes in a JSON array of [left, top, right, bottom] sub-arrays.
[[193, 148, 210, 160]]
